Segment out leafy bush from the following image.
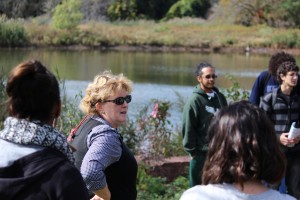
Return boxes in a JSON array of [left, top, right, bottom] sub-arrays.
[[0, 15, 28, 47], [137, 164, 188, 200], [52, 0, 83, 29], [107, 0, 137, 21], [271, 31, 300, 48], [120, 99, 185, 158], [119, 113, 146, 154], [222, 74, 250, 102], [108, 0, 178, 21], [282, 0, 300, 28], [0, 0, 46, 18], [165, 0, 211, 20], [136, 0, 177, 20]]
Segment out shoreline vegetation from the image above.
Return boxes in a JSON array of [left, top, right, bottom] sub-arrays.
[[2, 16, 300, 55]]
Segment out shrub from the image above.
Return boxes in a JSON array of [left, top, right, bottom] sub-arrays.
[[107, 0, 137, 21], [165, 0, 211, 20], [137, 164, 188, 200], [119, 114, 146, 154], [136, 0, 177, 20], [282, 0, 300, 28], [222, 74, 250, 102], [52, 0, 83, 29], [0, 15, 28, 47], [120, 98, 186, 158], [271, 31, 300, 48]]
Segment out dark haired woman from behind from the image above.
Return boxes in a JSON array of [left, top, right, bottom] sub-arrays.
[[180, 101, 296, 200], [0, 60, 89, 200]]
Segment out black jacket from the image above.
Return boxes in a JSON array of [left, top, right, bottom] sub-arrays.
[[0, 148, 89, 200]]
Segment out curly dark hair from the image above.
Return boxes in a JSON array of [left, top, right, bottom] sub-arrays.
[[276, 61, 299, 84], [268, 51, 296, 76], [6, 60, 60, 122], [202, 101, 286, 188]]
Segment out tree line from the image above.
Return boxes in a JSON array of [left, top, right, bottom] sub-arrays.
[[0, 0, 300, 28]]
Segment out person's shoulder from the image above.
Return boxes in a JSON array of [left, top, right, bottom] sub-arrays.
[[259, 70, 269, 76], [261, 87, 278, 101], [180, 184, 233, 200], [185, 87, 206, 104], [89, 118, 118, 137], [265, 189, 296, 200], [255, 70, 270, 79], [180, 185, 210, 200], [263, 91, 273, 99]]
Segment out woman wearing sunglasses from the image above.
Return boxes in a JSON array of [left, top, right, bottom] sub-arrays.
[[70, 71, 137, 200]]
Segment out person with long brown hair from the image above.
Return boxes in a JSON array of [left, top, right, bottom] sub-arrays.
[[180, 101, 295, 200]]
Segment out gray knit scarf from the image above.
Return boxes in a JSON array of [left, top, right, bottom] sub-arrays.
[[0, 117, 74, 163]]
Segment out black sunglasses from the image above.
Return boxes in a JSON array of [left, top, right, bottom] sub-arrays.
[[101, 95, 132, 105], [204, 74, 217, 79]]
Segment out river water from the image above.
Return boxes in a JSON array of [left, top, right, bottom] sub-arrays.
[[2, 49, 299, 128]]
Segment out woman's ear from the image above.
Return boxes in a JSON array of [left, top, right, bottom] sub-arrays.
[[95, 102, 102, 111], [95, 102, 105, 115]]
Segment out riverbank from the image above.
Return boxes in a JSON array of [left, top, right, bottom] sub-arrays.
[[10, 44, 300, 56], [3, 17, 300, 54], [88, 45, 300, 56]]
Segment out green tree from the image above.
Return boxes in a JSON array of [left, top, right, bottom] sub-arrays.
[[0, 0, 46, 18], [107, 0, 137, 21], [165, 0, 211, 20], [136, 0, 177, 20], [52, 0, 83, 29], [213, 0, 298, 28], [108, 0, 178, 21], [282, 0, 300, 28]]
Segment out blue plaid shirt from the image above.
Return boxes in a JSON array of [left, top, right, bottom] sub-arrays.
[[80, 116, 122, 192]]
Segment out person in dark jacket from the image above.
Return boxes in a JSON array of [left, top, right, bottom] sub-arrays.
[[260, 61, 300, 198], [69, 71, 137, 200], [0, 60, 89, 200], [182, 62, 227, 187], [250, 51, 298, 106]]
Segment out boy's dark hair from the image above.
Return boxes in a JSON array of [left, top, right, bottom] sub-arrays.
[[194, 62, 214, 76], [276, 61, 299, 84], [268, 51, 296, 76]]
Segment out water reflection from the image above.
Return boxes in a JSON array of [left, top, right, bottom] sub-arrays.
[[0, 48, 276, 89], [2, 49, 298, 128]]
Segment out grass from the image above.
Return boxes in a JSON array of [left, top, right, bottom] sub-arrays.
[[15, 17, 300, 51]]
